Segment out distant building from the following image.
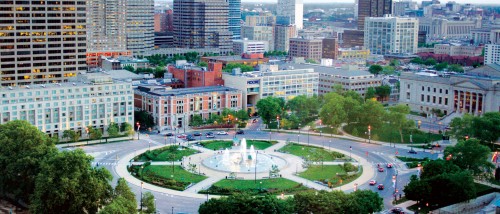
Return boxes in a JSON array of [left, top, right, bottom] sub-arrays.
[[364, 16, 419, 55], [134, 86, 243, 130], [126, 0, 155, 55], [147, 48, 220, 58], [322, 38, 339, 59], [233, 40, 269, 55], [245, 15, 276, 26], [154, 13, 168, 32], [399, 64, 500, 115], [419, 17, 482, 40], [289, 38, 323, 61], [357, 0, 392, 30], [338, 48, 371, 60], [228, 0, 241, 39], [274, 25, 298, 52], [434, 44, 483, 56], [277, 0, 303, 29], [0, 73, 134, 138], [154, 32, 174, 48], [167, 62, 225, 88], [241, 26, 275, 51], [201, 53, 269, 67], [485, 44, 500, 65], [341, 30, 365, 48]]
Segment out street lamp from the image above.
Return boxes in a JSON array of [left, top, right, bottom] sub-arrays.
[[136, 122, 141, 140], [297, 135, 300, 143], [307, 129, 310, 146], [260, 181, 262, 190], [140, 182, 144, 211], [276, 116, 280, 132], [85, 127, 89, 145], [298, 123, 301, 134], [368, 125, 371, 144], [254, 151, 259, 183]]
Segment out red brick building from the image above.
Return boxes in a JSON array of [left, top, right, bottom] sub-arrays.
[[168, 62, 224, 88]]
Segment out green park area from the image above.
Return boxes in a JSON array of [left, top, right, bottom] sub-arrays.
[[279, 143, 347, 161], [199, 178, 310, 195], [200, 140, 277, 150], [134, 145, 198, 161], [298, 164, 361, 187], [343, 123, 442, 144], [131, 165, 206, 191], [396, 156, 429, 168]]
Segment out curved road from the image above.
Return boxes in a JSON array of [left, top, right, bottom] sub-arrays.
[[74, 121, 437, 214]]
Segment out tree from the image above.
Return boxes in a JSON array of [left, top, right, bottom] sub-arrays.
[[190, 115, 204, 127], [410, 57, 424, 64], [121, 123, 135, 138], [63, 129, 80, 142], [199, 193, 294, 214], [364, 87, 376, 100], [30, 149, 113, 213], [305, 58, 318, 64], [387, 105, 414, 143], [256, 97, 285, 127], [382, 65, 396, 75], [368, 64, 383, 75], [0, 120, 58, 203], [198, 61, 208, 67], [444, 139, 493, 175], [123, 65, 135, 72], [222, 63, 254, 73], [342, 95, 362, 125], [424, 58, 437, 66], [287, 95, 319, 124], [389, 59, 400, 67], [88, 126, 103, 141], [434, 62, 448, 71], [358, 100, 385, 128], [107, 122, 120, 138], [100, 178, 137, 214], [375, 85, 391, 101], [135, 110, 156, 129], [471, 112, 500, 145], [448, 64, 464, 73], [348, 190, 383, 213], [449, 113, 474, 139], [319, 93, 346, 130], [141, 192, 156, 214], [154, 66, 165, 78]]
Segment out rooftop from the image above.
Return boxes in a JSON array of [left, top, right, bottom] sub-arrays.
[[104, 69, 144, 80], [202, 55, 267, 61], [135, 86, 239, 96], [279, 63, 375, 77]]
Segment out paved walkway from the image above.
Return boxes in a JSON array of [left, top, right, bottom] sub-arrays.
[[116, 137, 376, 198]]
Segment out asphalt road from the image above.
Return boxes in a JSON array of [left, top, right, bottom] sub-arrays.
[[74, 120, 438, 214]]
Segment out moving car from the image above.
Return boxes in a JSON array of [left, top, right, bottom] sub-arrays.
[[390, 207, 405, 214], [206, 132, 215, 138], [186, 135, 196, 141], [236, 130, 244, 135], [378, 167, 384, 172], [252, 119, 258, 123], [164, 133, 173, 137], [369, 180, 376, 185], [377, 184, 384, 190], [193, 132, 202, 136], [387, 163, 393, 168], [408, 149, 418, 154], [177, 134, 187, 139], [217, 131, 228, 135]]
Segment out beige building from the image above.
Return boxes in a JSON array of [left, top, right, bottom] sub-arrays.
[[338, 48, 371, 60], [399, 64, 500, 116], [0, 73, 134, 138], [419, 17, 482, 40], [88, 0, 128, 53], [241, 26, 275, 51], [0, 0, 87, 86], [274, 25, 297, 52], [433, 44, 483, 56], [245, 15, 276, 26], [126, 0, 155, 55], [289, 38, 323, 61], [364, 16, 419, 55]]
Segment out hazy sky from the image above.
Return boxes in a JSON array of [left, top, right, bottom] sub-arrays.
[[240, 0, 499, 4]]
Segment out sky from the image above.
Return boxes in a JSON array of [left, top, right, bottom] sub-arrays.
[[156, 0, 499, 6]]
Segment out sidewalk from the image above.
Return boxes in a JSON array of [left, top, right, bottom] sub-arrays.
[[56, 136, 133, 148]]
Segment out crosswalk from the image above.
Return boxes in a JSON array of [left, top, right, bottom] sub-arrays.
[[92, 162, 117, 166]]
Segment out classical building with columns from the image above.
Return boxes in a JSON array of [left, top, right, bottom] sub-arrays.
[[399, 64, 500, 116]]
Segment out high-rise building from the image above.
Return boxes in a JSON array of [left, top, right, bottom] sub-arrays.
[[322, 38, 339, 59], [274, 25, 297, 52], [484, 44, 500, 65], [228, 0, 241, 39], [0, 0, 87, 86], [173, 0, 233, 55], [166, 9, 174, 32], [245, 15, 276, 26], [364, 16, 418, 55], [289, 38, 323, 61], [154, 13, 168, 32], [277, 0, 303, 30], [357, 0, 392, 30], [126, 0, 155, 56], [241, 26, 275, 51]]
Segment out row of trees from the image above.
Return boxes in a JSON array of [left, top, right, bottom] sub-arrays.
[[190, 108, 250, 127], [199, 190, 383, 214], [0, 120, 157, 213], [222, 62, 255, 73], [264, 51, 288, 57], [145, 52, 204, 66], [61, 122, 135, 143], [448, 112, 500, 147], [123, 66, 166, 78], [404, 138, 493, 207], [409, 57, 465, 72]]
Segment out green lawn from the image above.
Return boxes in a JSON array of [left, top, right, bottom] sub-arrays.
[[279, 143, 346, 161], [396, 156, 429, 162], [135, 146, 198, 161], [343, 123, 443, 144], [200, 140, 277, 150], [200, 178, 310, 195], [135, 165, 207, 191], [316, 127, 339, 135], [298, 165, 361, 187]]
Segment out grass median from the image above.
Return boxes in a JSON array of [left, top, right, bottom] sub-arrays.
[[199, 178, 310, 195]]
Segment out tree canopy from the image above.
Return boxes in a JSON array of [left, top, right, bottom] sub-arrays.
[[256, 97, 285, 126], [99, 178, 137, 214], [199, 194, 294, 214], [223, 63, 254, 73], [449, 113, 500, 144], [444, 139, 493, 175], [368, 64, 383, 75]]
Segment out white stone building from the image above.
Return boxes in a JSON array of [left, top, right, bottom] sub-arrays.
[[277, 0, 303, 30], [233, 39, 269, 55]]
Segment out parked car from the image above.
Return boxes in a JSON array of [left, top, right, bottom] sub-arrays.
[[217, 131, 228, 135], [186, 135, 196, 141], [378, 184, 384, 190], [387, 163, 393, 168], [164, 133, 174, 137], [252, 119, 258, 123], [205, 132, 215, 138], [378, 167, 384, 172], [236, 130, 244, 135], [177, 134, 187, 139], [369, 180, 376, 185], [408, 149, 418, 154], [193, 132, 202, 136], [390, 207, 404, 214]]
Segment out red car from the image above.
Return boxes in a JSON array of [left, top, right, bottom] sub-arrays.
[[387, 163, 393, 168], [369, 180, 376, 185], [177, 134, 187, 139], [378, 167, 384, 172], [378, 184, 384, 190]]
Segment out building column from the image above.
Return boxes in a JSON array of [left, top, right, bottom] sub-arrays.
[[462, 91, 466, 113], [457, 90, 461, 112], [475, 93, 479, 116]]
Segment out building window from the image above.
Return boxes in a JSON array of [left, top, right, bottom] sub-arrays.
[[231, 100, 238, 108], [445, 98, 448, 105], [407, 84, 410, 89], [176, 105, 184, 114], [406, 92, 410, 100], [427, 95, 430, 102]]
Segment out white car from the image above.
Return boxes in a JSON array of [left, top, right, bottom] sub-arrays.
[[216, 131, 228, 135]]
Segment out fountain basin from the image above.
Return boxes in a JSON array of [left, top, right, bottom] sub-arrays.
[[202, 151, 286, 173]]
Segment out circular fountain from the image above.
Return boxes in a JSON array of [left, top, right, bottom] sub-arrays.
[[202, 138, 286, 173]]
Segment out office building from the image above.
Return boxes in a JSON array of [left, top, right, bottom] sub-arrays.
[[485, 44, 500, 65], [419, 17, 482, 40], [126, 0, 155, 56], [277, 0, 303, 29], [233, 40, 269, 55], [322, 38, 339, 59], [154, 13, 168, 32], [0, 0, 87, 86], [222, 67, 318, 112], [229, 0, 241, 39], [434, 44, 483, 56], [173, 0, 233, 54], [357, 0, 392, 30], [338, 48, 371, 60], [165, 9, 174, 32], [201, 53, 269, 67], [289, 38, 323, 61], [364, 16, 418, 55], [154, 32, 174, 48], [167, 61, 225, 87], [134, 86, 242, 130], [341, 30, 365, 48], [399, 64, 500, 115], [274, 25, 297, 52], [0, 73, 134, 138], [245, 15, 276, 26], [241, 26, 275, 51], [147, 48, 220, 58]]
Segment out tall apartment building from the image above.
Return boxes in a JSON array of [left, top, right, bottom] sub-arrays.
[[0, 73, 134, 138], [322, 38, 339, 59], [357, 0, 392, 30], [277, 0, 303, 29], [364, 16, 418, 55], [245, 15, 276, 26], [274, 25, 297, 52], [126, 0, 155, 56], [484, 44, 500, 65], [241, 26, 274, 51], [228, 0, 241, 39], [289, 38, 323, 61], [233, 39, 269, 55], [0, 0, 87, 86], [173, 0, 233, 55]]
